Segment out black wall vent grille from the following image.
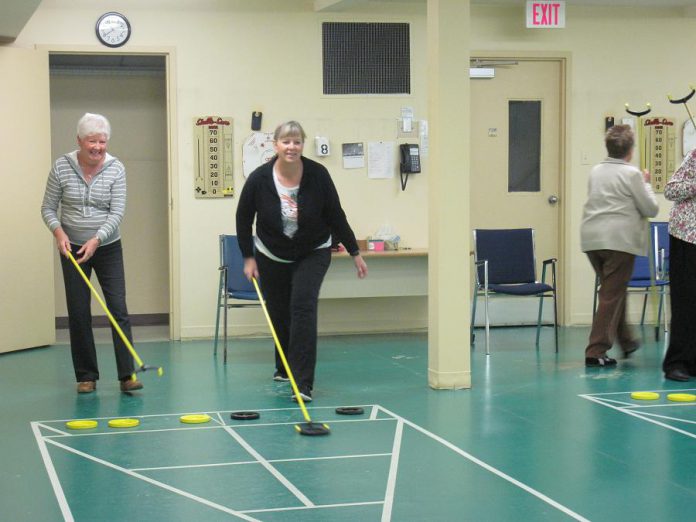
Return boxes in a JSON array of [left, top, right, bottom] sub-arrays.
[[322, 22, 410, 95]]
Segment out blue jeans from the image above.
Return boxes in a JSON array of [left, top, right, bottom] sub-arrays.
[[256, 248, 331, 393], [59, 240, 135, 382]]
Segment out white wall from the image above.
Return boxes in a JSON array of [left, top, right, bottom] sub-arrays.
[[10, 1, 694, 338]]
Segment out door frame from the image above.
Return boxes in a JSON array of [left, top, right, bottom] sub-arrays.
[[470, 50, 570, 325], [39, 44, 181, 340]]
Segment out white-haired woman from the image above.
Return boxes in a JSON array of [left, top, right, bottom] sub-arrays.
[[236, 120, 367, 402], [41, 113, 141, 394]]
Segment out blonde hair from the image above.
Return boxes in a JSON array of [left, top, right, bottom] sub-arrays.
[[77, 113, 111, 140], [273, 120, 306, 142]]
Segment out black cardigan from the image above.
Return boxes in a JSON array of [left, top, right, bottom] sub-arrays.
[[236, 156, 360, 261]]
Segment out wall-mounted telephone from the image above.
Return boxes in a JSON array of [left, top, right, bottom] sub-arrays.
[[399, 143, 421, 190]]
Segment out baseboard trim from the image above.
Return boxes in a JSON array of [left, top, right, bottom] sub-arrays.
[[55, 313, 169, 329]]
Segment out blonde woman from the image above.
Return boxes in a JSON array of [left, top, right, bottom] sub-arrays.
[[236, 121, 367, 401]]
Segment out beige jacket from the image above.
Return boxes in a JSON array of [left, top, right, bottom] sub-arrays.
[[580, 158, 659, 256]]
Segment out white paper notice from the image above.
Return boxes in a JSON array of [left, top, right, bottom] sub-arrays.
[[342, 142, 365, 169], [368, 141, 395, 179]]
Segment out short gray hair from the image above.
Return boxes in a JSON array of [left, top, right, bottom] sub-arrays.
[[77, 113, 111, 140], [273, 120, 306, 142]]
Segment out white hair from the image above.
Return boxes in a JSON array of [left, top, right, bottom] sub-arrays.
[[77, 113, 111, 140]]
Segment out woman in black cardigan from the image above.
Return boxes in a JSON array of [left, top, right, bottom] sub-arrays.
[[236, 121, 367, 401]]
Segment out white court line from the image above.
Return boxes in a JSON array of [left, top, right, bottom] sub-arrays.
[[42, 437, 261, 522], [581, 388, 696, 397], [133, 452, 391, 472], [43, 416, 393, 439], [634, 411, 696, 425], [375, 406, 590, 522], [33, 404, 374, 423], [242, 500, 384, 515], [219, 422, 314, 507], [580, 394, 696, 441], [31, 423, 74, 522], [37, 423, 71, 437], [381, 418, 404, 522], [37, 403, 589, 520], [622, 402, 696, 409], [598, 397, 637, 407]]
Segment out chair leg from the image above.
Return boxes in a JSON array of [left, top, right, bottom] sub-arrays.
[[535, 294, 544, 348], [470, 291, 478, 346], [592, 275, 599, 316], [553, 292, 559, 353], [655, 289, 664, 341], [223, 270, 229, 365], [640, 294, 648, 326], [213, 270, 224, 356], [483, 268, 490, 356]]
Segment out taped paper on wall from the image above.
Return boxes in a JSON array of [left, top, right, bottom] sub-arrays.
[[242, 132, 275, 178], [368, 141, 395, 179]]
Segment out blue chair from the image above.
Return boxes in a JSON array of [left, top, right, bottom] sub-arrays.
[[470, 228, 558, 355], [591, 221, 669, 341], [213, 235, 260, 363]]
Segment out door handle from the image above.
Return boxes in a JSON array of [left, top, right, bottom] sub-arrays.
[[548, 195, 559, 205]]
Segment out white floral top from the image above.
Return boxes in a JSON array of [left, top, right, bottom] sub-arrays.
[[665, 148, 696, 245]]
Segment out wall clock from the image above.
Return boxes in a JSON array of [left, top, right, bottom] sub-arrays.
[[95, 12, 131, 48]]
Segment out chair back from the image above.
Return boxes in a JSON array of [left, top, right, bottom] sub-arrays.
[[220, 235, 256, 298], [631, 221, 669, 283], [630, 255, 652, 282], [473, 228, 536, 285]]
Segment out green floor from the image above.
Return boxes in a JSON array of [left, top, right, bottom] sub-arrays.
[[1, 326, 695, 521]]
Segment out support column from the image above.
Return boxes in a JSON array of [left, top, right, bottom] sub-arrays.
[[427, 0, 471, 389]]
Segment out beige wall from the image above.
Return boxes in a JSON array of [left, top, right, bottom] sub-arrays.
[[10, 1, 694, 338], [49, 72, 169, 317]]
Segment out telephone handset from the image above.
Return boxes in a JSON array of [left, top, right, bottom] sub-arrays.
[[399, 143, 421, 190], [400, 143, 421, 173]]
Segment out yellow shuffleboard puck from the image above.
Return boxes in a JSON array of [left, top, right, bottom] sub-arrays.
[[108, 418, 140, 428], [667, 393, 696, 402], [180, 414, 211, 424], [66, 420, 98, 430], [630, 391, 660, 400]]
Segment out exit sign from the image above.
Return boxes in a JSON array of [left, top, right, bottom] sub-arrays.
[[526, 1, 565, 29]]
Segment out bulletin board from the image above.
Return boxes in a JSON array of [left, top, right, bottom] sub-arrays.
[[193, 116, 233, 198]]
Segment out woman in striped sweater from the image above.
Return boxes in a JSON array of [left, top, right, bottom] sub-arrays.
[[41, 113, 142, 394]]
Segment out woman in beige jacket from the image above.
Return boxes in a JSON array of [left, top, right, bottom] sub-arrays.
[[580, 125, 659, 367]]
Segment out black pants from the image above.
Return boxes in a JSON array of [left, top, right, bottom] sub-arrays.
[[256, 248, 331, 393], [663, 235, 696, 374], [59, 240, 135, 382]]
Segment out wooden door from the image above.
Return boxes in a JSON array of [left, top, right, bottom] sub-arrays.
[[470, 59, 563, 325]]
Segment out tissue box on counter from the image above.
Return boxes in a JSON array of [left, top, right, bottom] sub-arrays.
[[368, 239, 385, 251]]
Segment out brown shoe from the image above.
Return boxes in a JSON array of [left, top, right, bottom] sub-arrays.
[[120, 379, 144, 392], [77, 381, 96, 394]]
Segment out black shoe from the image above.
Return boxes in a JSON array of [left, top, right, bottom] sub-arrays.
[[622, 343, 641, 359], [585, 355, 617, 367], [665, 368, 690, 382], [273, 371, 290, 382]]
